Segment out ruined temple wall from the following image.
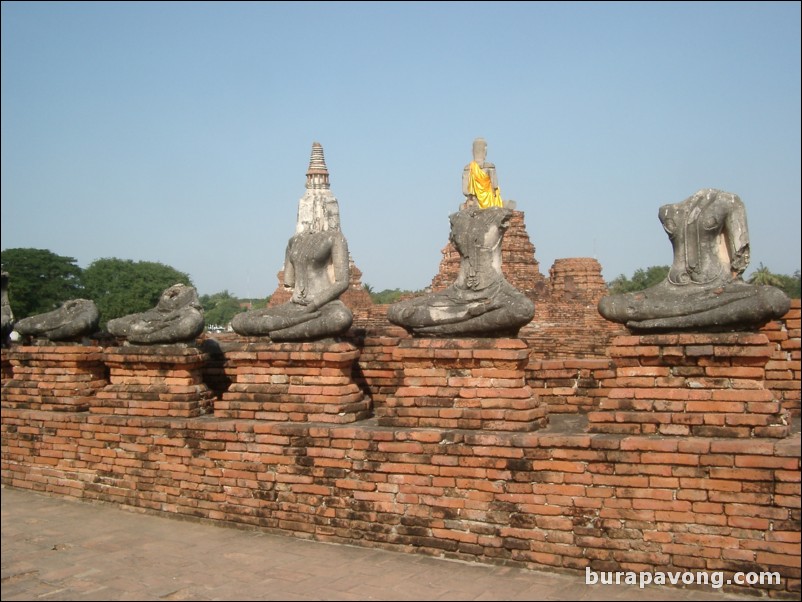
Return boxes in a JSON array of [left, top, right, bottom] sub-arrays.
[[2, 310, 801, 597], [760, 299, 801, 416], [2, 411, 798, 598], [346, 300, 799, 418], [522, 258, 622, 360]]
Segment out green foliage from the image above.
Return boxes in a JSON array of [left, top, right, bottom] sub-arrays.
[[249, 297, 270, 310], [232, 297, 270, 315], [747, 263, 784, 287], [748, 265, 800, 299], [0, 248, 84, 319], [368, 288, 410, 305], [609, 263, 800, 299], [777, 270, 801, 299], [200, 290, 245, 327], [83, 258, 192, 328], [607, 266, 670, 294]]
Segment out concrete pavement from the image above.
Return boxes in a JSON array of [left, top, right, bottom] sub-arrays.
[[2, 486, 766, 601]]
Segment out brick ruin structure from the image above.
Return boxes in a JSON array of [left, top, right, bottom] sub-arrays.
[[2, 198, 800, 596]]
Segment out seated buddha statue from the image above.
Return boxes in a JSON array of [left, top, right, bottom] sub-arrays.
[[107, 283, 204, 344], [598, 188, 790, 331], [231, 142, 353, 341]]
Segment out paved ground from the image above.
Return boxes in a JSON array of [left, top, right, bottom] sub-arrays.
[[2, 486, 768, 601]]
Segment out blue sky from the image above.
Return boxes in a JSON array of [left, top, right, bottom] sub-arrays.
[[2, 1, 800, 298]]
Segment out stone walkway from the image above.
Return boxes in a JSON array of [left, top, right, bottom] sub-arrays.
[[1, 487, 768, 601]]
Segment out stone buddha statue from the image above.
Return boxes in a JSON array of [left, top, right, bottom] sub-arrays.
[[107, 283, 204, 344], [14, 298, 100, 342], [231, 142, 353, 341], [462, 137, 503, 209], [598, 188, 790, 331], [388, 139, 534, 337]]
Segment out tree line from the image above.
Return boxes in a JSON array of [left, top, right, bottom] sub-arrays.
[[607, 265, 800, 298], [1, 248, 195, 329], [2, 248, 798, 332]]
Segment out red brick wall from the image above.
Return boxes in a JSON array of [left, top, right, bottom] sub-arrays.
[[760, 299, 801, 415], [527, 359, 614, 414], [522, 258, 623, 359], [3, 295, 799, 596], [1, 411, 798, 597]]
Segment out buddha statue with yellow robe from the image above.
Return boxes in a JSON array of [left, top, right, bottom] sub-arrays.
[[388, 138, 533, 337], [462, 137, 503, 209]]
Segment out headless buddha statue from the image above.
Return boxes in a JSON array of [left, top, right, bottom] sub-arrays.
[[598, 188, 790, 331], [389, 138, 533, 337], [231, 142, 352, 341]]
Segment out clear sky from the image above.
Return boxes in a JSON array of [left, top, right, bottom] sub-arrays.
[[2, 1, 800, 298]]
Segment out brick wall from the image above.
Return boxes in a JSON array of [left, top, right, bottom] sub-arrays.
[[1, 412, 798, 597], [2, 288, 800, 596], [527, 359, 614, 414], [761, 299, 801, 415], [522, 258, 623, 359]]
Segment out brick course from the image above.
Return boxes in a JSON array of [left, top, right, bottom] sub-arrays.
[[1, 282, 799, 597], [589, 333, 790, 438], [380, 338, 548, 431], [95, 346, 213, 418], [1, 411, 798, 597], [214, 340, 371, 424], [2, 345, 107, 412]]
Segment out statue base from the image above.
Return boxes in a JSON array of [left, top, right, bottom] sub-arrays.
[[215, 341, 371, 423], [1, 346, 107, 412], [379, 338, 547, 431], [589, 333, 790, 438], [93, 346, 213, 417]]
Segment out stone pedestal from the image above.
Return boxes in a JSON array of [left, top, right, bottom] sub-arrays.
[[215, 341, 371, 423], [380, 338, 547, 431], [589, 333, 790, 438], [1, 345, 107, 411], [94, 346, 213, 417]]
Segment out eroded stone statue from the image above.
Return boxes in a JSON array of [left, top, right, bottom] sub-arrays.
[[231, 142, 352, 341], [389, 139, 534, 338], [2, 271, 15, 347], [598, 188, 790, 331], [107, 283, 204, 344], [14, 299, 100, 342], [462, 137, 503, 209]]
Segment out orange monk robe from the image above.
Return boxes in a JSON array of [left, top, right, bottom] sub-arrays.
[[468, 161, 503, 208]]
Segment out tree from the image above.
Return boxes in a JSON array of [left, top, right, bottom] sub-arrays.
[[83, 258, 192, 328], [748, 265, 800, 299], [369, 288, 414, 304], [778, 270, 801, 299], [200, 290, 245, 327], [607, 266, 670, 294], [608, 263, 800, 299], [747, 263, 784, 288], [0, 248, 84, 319]]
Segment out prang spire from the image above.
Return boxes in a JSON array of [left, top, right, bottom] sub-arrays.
[[306, 142, 330, 190]]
